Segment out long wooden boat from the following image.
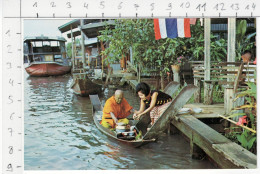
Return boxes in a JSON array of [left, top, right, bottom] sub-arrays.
[[71, 73, 102, 97], [89, 81, 181, 147], [90, 95, 155, 147], [24, 36, 71, 77]]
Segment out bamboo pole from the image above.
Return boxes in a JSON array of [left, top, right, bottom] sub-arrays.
[[219, 115, 256, 134]]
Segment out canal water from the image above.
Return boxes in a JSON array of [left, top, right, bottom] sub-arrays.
[[24, 73, 216, 170]]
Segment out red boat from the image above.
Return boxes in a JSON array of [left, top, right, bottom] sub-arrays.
[[24, 36, 71, 77]]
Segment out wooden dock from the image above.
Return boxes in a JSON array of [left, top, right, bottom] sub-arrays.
[[171, 115, 257, 168], [125, 79, 256, 169]]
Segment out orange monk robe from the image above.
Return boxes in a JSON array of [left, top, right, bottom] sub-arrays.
[[102, 96, 133, 128]]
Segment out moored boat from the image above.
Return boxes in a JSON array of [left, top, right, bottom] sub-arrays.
[[89, 82, 198, 147], [89, 95, 155, 147], [71, 73, 102, 97], [24, 35, 71, 77]]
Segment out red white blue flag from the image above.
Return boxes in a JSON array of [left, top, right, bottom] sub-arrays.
[[154, 18, 191, 40]]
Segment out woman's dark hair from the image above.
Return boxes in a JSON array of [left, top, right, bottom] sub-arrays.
[[136, 82, 150, 96]]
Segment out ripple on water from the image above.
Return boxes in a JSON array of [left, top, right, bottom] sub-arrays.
[[24, 74, 217, 170]]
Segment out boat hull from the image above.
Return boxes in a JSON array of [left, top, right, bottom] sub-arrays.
[[25, 62, 71, 77], [71, 74, 102, 97]]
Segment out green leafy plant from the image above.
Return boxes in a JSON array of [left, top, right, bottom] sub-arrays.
[[236, 19, 256, 61], [236, 130, 256, 150], [225, 78, 257, 152], [66, 38, 80, 58], [98, 19, 228, 89]]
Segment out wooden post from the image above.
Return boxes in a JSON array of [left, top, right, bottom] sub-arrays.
[[194, 78, 201, 103], [190, 140, 206, 160], [173, 72, 180, 83], [156, 76, 160, 90], [160, 73, 164, 90], [70, 25, 75, 72], [138, 63, 141, 83], [97, 41, 100, 69], [101, 54, 104, 79], [227, 18, 236, 63], [204, 18, 212, 104], [225, 18, 236, 114], [169, 124, 179, 135], [80, 20, 86, 69], [88, 54, 90, 67], [204, 81, 214, 105], [100, 40, 106, 79], [171, 65, 180, 83], [105, 67, 113, 87]]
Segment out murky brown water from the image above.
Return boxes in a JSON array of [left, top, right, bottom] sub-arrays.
[[24, 72, 216, 170]]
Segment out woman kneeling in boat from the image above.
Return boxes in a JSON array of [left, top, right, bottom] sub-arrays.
[[133, 82, 172, 127], [102, 90, 135, 129]]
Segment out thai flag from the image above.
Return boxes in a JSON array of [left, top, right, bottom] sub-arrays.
[[154, 18, 191, 40]]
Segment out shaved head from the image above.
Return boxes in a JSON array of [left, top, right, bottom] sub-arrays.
[[115, 90, 123, 96], [114, 90, 124, 104]]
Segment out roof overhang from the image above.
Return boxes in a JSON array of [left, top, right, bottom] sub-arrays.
[[58, 19, 105, 33], [24, 36, 66, 42], [66, 20, 115, 39], [81, 20, 115, 38]]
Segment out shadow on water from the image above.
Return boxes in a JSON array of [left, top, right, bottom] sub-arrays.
[[24, 73, 216, 170]]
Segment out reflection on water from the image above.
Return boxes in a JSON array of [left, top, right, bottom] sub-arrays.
[[24, 73, 216, 170]]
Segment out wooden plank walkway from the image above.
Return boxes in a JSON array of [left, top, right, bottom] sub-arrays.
[[125, 79, 256, 168], [171, 115, 257, 168]]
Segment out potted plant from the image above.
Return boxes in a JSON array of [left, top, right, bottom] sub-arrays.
[[171, 56, 184, 73]]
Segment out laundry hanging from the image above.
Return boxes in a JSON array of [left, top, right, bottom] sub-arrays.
[[154, 18, 191, 40]]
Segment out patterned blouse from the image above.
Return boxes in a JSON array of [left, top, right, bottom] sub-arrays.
[[143, 90, 172, 109]]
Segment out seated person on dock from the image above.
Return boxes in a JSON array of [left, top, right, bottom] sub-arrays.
[[133, 82, 172, 126], [240, 50, 252, 84], [102, 90, 135, 128], [241, 50, 252, 63]]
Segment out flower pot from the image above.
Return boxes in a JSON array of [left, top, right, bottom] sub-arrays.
[[171, 64, 180, 73]]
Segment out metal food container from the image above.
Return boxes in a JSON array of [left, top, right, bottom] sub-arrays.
[[116, 125, 126, 133]]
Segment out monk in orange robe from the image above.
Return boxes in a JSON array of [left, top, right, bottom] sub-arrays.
[[102, 90, 134, 128]]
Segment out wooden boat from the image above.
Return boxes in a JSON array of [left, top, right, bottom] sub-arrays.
[[90, 95, 155, 147], [90, 83, 198, 147], [89, 81, 181, 147], [24, 36, 71, 77], [71, 73, 102, 97]]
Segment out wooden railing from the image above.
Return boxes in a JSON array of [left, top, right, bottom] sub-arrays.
[[192, 61, 256, 114]]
